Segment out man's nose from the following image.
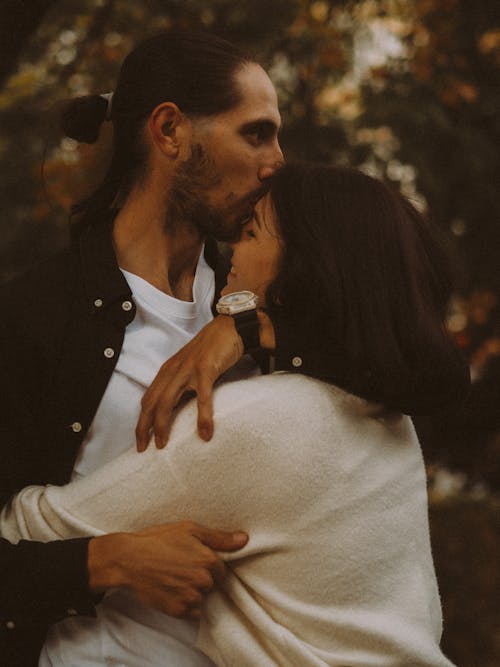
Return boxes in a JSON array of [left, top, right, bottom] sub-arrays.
[[258, 145, 284, 181]]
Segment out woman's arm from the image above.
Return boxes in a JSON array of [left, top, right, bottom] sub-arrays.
[[135, 293, 470, 451], [1, 376, 285, 546], [135, 311, 276, 450]]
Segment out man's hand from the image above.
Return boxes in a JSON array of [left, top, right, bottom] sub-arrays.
[[88, 521, 248, 620], [136, 315, 243, 451]]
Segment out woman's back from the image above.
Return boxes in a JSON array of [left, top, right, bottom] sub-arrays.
[[190, 374, 451, 666], [1, 372, 453, 666]]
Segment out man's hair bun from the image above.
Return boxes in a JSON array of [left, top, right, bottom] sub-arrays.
[[61, 95, 108, 143]]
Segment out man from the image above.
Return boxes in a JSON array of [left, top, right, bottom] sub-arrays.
[[0, 30, 283, 665]]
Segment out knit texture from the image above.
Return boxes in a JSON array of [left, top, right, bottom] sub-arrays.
[[1, 373, 454, 666]]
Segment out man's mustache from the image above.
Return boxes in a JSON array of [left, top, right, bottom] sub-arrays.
[[235, 184, 270, 226], [244, 183, 270, 208]]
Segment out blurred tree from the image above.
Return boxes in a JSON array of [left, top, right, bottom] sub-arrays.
[[0, 0, 56, 87], [430, 497, 500, 666], [350, 0, 500, 494], [358, 0, 500, 292]]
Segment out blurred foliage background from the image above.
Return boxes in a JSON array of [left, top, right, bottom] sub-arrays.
[[0, 0, 499, 664]]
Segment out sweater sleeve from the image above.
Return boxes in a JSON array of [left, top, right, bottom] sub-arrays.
[[0, 378, 295, 544]]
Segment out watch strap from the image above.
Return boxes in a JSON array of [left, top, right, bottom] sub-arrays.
[[232, 309, 260, 353]]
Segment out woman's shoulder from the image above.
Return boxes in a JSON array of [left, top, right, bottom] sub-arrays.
[[213, 371, 331, 410], [213, 371, 412, 433]]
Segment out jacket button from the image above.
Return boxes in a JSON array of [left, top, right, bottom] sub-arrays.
[[121, 300, 133, 311], [71, 422, 82, 433], [104, 347, 115, 359], [292, 356, 303, 368], [6, 620, 15, 629], [94, 298, 103, 308]]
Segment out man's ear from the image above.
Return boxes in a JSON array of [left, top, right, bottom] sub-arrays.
[[148, 103, 189, 158]]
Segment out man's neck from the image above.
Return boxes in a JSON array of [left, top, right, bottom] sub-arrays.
[[113, 188, 203, 301]]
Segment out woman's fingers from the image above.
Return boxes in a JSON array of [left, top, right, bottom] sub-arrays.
[[135, 316, 243, 452], [196, 374, 215, 441], [135, 399, 155, 452], [136, 375, 185, 451], [136, 387, 163, 451], [152, 387, 195, 449]]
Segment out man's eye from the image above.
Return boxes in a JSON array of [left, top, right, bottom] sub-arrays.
[[245, 228, 257, 239], [244, 123, 275, 146], [246, 130, 263, 146]]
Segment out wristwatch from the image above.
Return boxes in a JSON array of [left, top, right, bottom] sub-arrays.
[[216, 291, 260, 353]]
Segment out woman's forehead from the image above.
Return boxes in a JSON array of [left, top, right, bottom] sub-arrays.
[[255, 192, 279, 235]]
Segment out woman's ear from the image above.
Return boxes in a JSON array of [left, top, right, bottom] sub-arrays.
[[148, 102, 189, 158]]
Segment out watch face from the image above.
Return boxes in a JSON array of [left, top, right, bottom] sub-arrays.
[[220, 291, 255, 307], [217, 290, 258, 314]]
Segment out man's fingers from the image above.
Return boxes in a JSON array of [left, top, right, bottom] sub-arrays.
[[192, 525, 248, 552], [208, 555, 226, 585], [196, 376, 215, 441]]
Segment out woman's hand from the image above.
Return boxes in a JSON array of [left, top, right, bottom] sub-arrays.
[[135, 315, 244, 451]]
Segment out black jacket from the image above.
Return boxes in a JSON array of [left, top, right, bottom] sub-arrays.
[[0, 220, 231, 665]]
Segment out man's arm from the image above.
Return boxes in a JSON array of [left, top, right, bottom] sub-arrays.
[[0, 269, 247, 629], [0, 522, 246, 626], [0, 536, 98, 630], [0, 329, 246, 629], [87, 523, 247, 619]]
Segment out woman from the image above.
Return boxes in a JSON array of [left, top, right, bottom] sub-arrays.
[[1, 163, 461, 666]]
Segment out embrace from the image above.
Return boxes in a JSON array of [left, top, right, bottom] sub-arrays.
[[0, 31, 468, 667]]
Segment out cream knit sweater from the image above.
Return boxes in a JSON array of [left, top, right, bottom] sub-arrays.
[[1, 373, 454, 667]]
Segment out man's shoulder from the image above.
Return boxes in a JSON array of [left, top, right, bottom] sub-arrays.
[[0, 246, 81, 334], [1, 245, 78, 303]]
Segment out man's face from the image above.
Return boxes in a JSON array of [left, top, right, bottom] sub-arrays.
[[172, 62, 283, 241]]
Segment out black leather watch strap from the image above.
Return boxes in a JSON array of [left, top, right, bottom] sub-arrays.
[[232, 309, 260, 353]]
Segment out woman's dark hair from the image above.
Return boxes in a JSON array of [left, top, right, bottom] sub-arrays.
[[61, 30, 252, 231], [267, 162, 469, 414]]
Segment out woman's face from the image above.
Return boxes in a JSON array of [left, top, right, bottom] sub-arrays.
[[222, 192, 282, 304]]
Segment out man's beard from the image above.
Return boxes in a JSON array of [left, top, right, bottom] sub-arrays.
[[166, 144, 263, 242]]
